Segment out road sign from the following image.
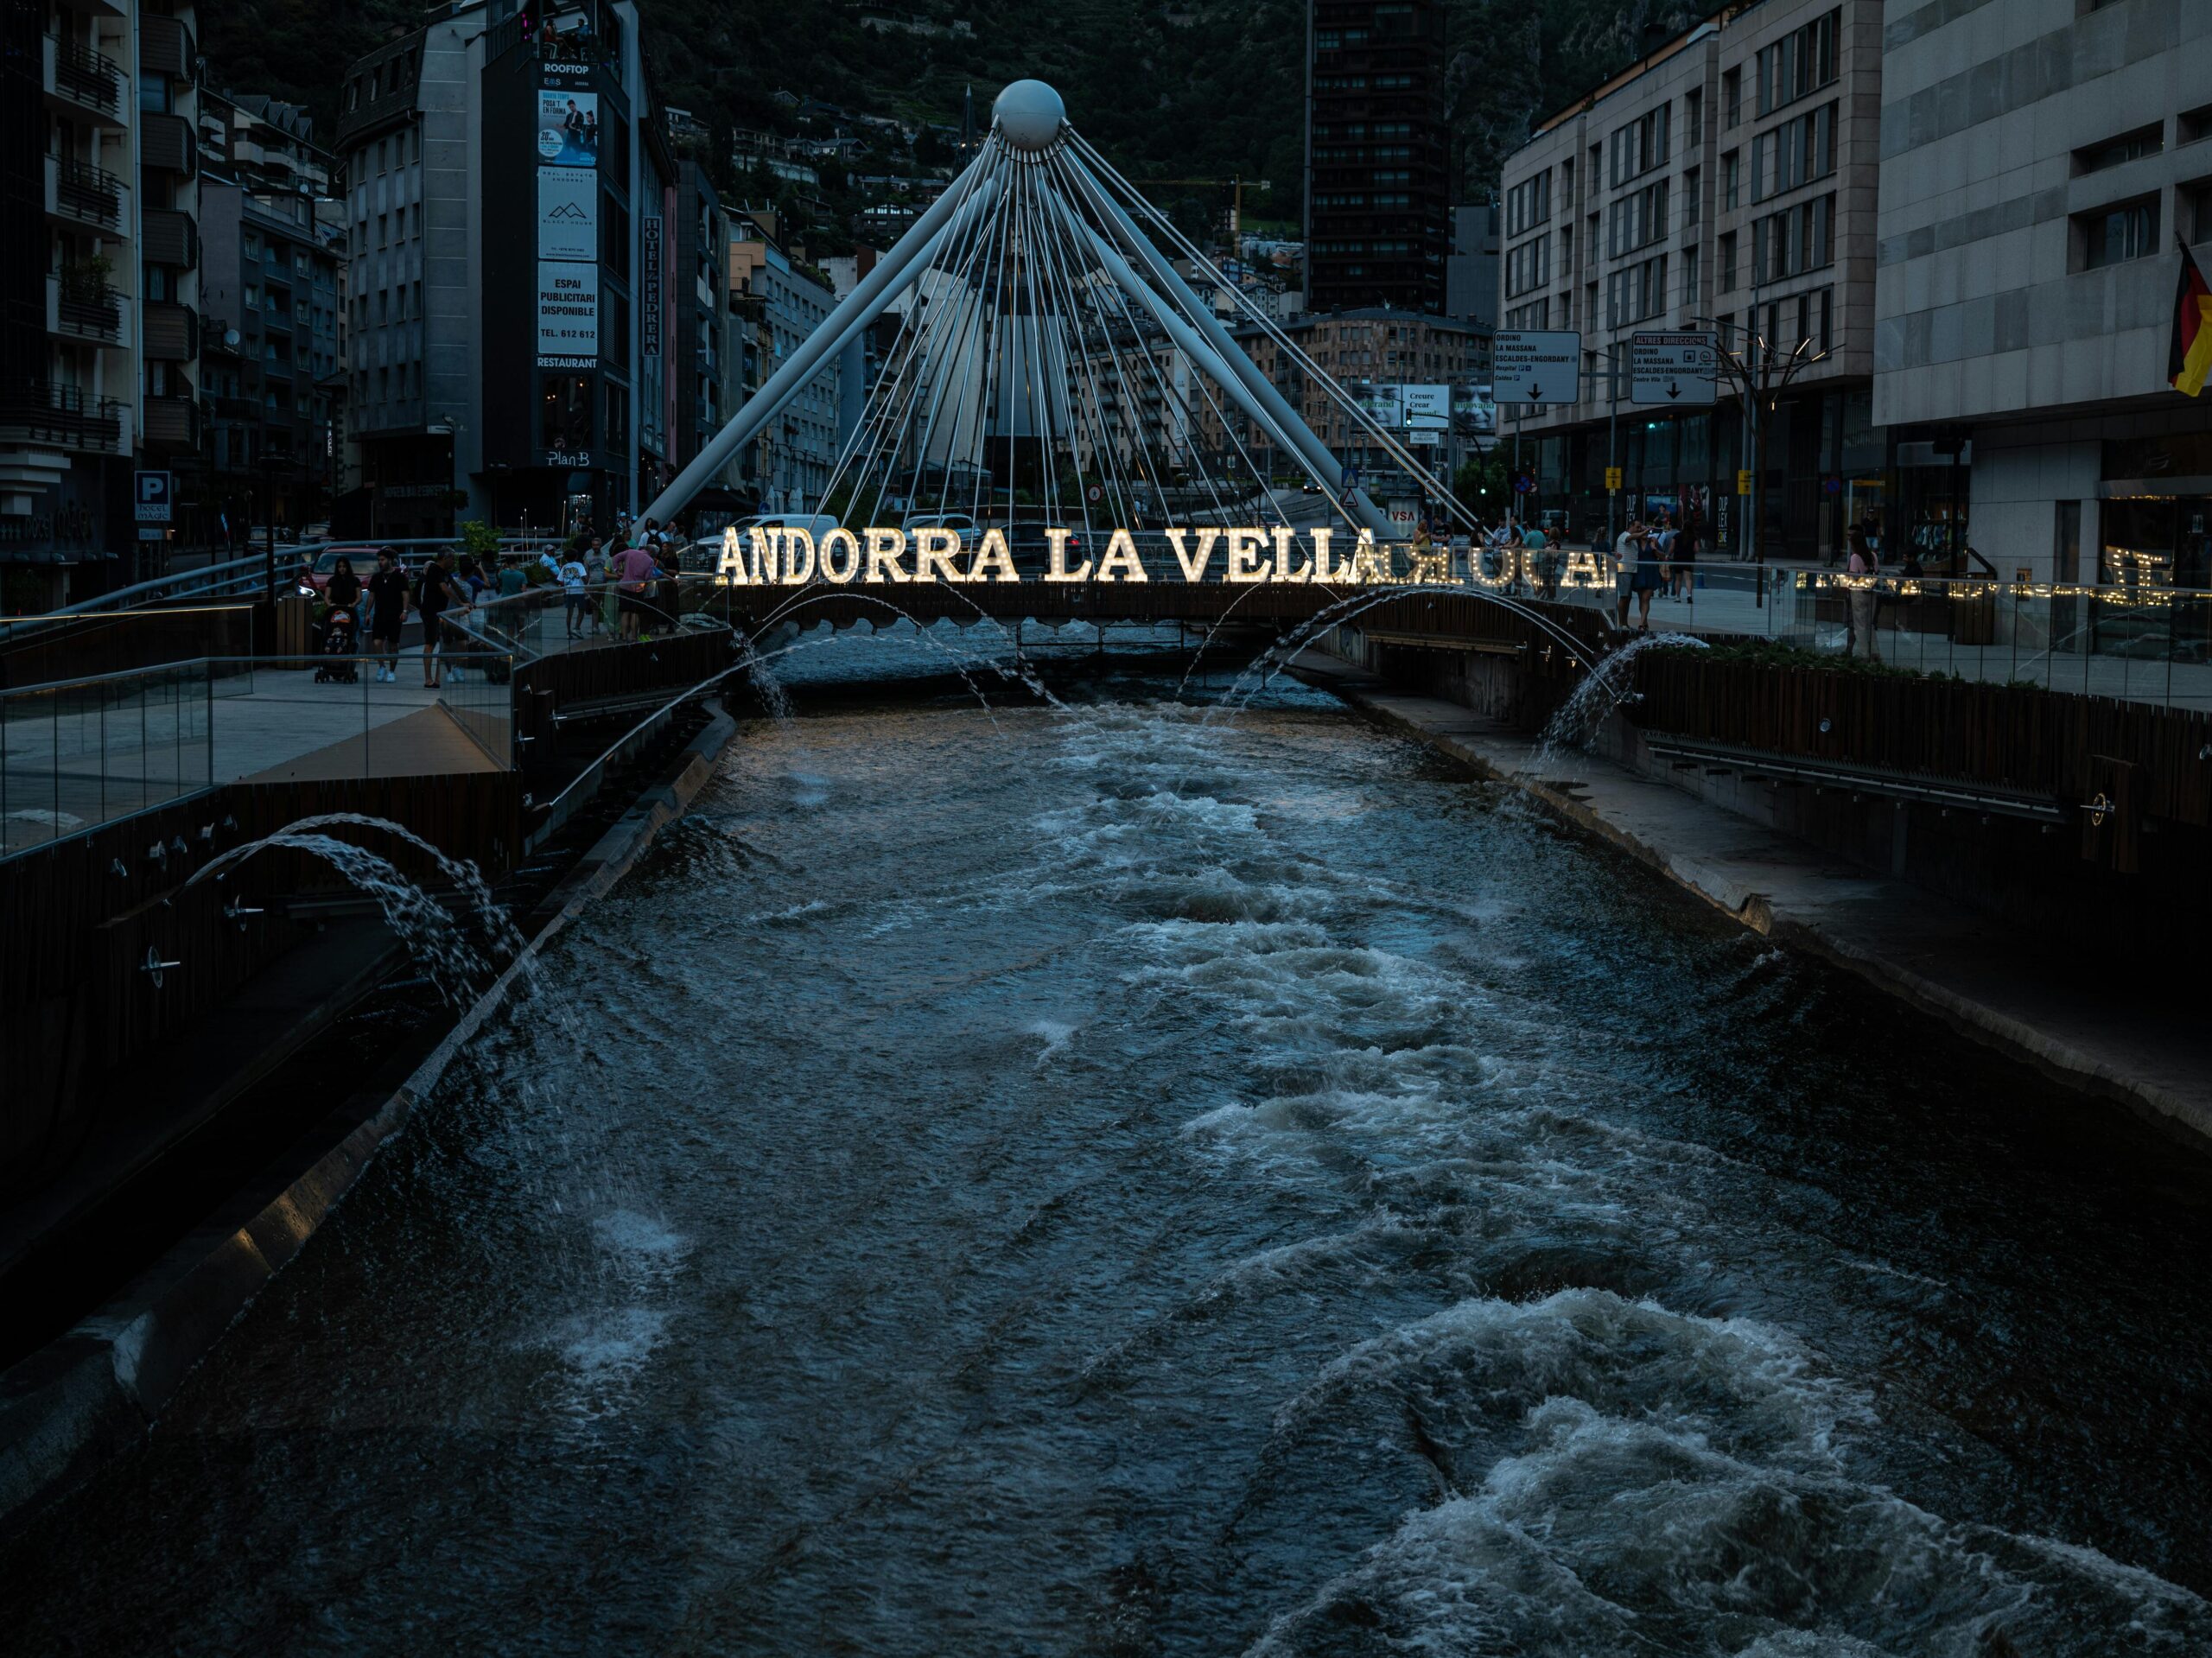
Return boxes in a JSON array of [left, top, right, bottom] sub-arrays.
[[134, 469, 175, 524], [1736, 469, 1754, 495], [1629, 332, 1717, 406], [1512, 472, 1536, 494], [1492, 330, 1581, 404], [1086, 483, 1103, 503], [1605, 466, 1624, 491]]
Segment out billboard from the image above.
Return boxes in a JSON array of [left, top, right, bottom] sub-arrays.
[[537, 261, 599, 366], [1451, 382, 1496, 441], [1401, 384, 1451, 432], [536, 89, 599, 166], [537, 166, 596, 262]]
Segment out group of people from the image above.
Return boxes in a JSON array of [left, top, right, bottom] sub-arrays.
[[1611, 511, 1698, 632], [301, 516, 684, 689]]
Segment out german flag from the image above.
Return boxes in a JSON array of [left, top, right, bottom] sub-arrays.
[[2173, 241, 2212, 397]]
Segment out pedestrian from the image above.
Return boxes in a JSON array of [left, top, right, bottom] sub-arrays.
[[497, 554, 528, 599], [1614, 518, 1642, 630], [559, 545, 589, 638], [614, 536, 661, 641], [415, 548, 472, 689], [1675, 511, 1700, 603], [1847, 524, 1880, 660], [365, 546, 410, 682], [1522, 517, 1559, 600]]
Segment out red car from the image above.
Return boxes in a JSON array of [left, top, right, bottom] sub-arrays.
[[299, 544, 404, 597]]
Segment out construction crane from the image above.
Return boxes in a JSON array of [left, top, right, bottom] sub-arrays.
[[1140, 175, 1273, 238]]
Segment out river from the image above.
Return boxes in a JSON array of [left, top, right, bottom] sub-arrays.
[[5, 664, 2209, 1655]]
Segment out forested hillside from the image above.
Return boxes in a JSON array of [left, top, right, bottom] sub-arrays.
[[202, 0, 1708, 217]]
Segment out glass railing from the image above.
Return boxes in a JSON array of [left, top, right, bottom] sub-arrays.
[[0, 651, 520, 859], [453, 576, 724, 663], [0, 661, 213, 856]]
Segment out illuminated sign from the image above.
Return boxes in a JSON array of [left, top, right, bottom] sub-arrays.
[[537, 262, 599, 367], [706, 524, 1605, 588], [537, 90, 599, 167], [537, 166, 596, 262]]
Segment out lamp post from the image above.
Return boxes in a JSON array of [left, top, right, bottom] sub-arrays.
[[1693, 314, 1826, 605]]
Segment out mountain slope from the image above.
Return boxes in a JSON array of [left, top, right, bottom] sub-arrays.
[[200, 0, 1708, 215]]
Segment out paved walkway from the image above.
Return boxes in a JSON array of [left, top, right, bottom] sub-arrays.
[[1297, 651, 2212, 1152]]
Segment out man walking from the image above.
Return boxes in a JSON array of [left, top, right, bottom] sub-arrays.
[[365, 546, 411, 683], [416, 548, 473, 688]]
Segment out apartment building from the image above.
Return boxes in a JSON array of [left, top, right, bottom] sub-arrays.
[[1872, 0, 2212, 586], [1304, 0, 1452, 315], [1199, 308, 1483, 518], [1496, 2, 1883, 558], [2, 0, 204, 602], [197, 88, 346, 536], [728, 216, 841, 514]]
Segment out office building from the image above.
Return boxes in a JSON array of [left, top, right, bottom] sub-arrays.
[[1304, 0, 1451, 315], [1872, 0, 2212, 585], [334, 0, 670, 541], [1495, 2, 1884, 557]]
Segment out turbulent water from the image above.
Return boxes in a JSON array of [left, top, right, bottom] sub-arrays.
[[6, 653, 2211, 1656]]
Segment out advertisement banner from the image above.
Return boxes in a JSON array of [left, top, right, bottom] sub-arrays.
[[537, 261, 599, 366], [537, 166, 596, 261], [1401, 384, 1451, 432], [537, 89, 599, 166]]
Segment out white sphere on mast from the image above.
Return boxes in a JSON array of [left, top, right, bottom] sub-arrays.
[[993, 79, 1066, 153]]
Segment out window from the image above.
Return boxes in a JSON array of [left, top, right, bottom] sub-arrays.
[[1752, 102, 1836, 202], [541, 375, 592, 450], [1755, 8, 1840, 118], [2081, 197, 2158, 268], [1681, 244, 1701, 308], [2074, 124, 2163, 175], [1722, 149, 1740, 212], [1607, 254, 1669, 327], [2192, 181, 2212, 243], [1609, 105, 1671, 187], [1751, 193, 1834, 281], [1685, 88, 1704, 149], [1606, 181, 1669, 257], [1505, 234, 1551, 298], [1505, 171, 1553, 238], [1722, 67, 1742, 130], [1682, 166, 1701, 228], [1718, 231, 1738, 293]]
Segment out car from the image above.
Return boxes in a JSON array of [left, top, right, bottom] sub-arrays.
[[899, 511, 982, 548], [298, 544, 388, 597]]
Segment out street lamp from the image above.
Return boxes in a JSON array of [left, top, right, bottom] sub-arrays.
[[1693, 314, 1827, 591]]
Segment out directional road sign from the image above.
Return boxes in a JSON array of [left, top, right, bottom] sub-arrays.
[[1629, 331, 1718, 406], [1492, 330, 1581, 405]]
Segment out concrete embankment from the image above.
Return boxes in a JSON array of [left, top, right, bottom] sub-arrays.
[[0, 705, 743, 1528], [1296, 652, 2212, 1155]]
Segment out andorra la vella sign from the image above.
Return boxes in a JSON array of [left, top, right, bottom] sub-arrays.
[[715, 523, 1622, 592]]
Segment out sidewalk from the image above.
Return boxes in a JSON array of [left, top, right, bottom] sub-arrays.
[[1296, 651, 2212, 1152]]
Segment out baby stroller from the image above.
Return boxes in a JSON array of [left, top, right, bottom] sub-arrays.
[[314, 603, 359, 683]]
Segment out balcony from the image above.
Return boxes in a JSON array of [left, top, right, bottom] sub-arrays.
[[44, 153, 125, 232], [0, 378, 124, 454], [46, 275, 126, 345], [143, 206, 198, 270], [42, 35, 125, 124], [141, 392, 201, 451], [137, 11, 193, 79], [141, 112, 195, 178], [143, 301, 200, 363]]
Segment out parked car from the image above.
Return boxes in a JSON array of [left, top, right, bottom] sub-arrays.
[[300, 544, 390, 597], [899, 511, 982, 548]]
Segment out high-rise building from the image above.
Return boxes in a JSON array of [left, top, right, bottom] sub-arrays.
[[1303, 0, 1451, 316], [334, 0, 672, 541], [197, 89, 346, 542], [2, 0, 205, 605], [728, 214, 840, 514]]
